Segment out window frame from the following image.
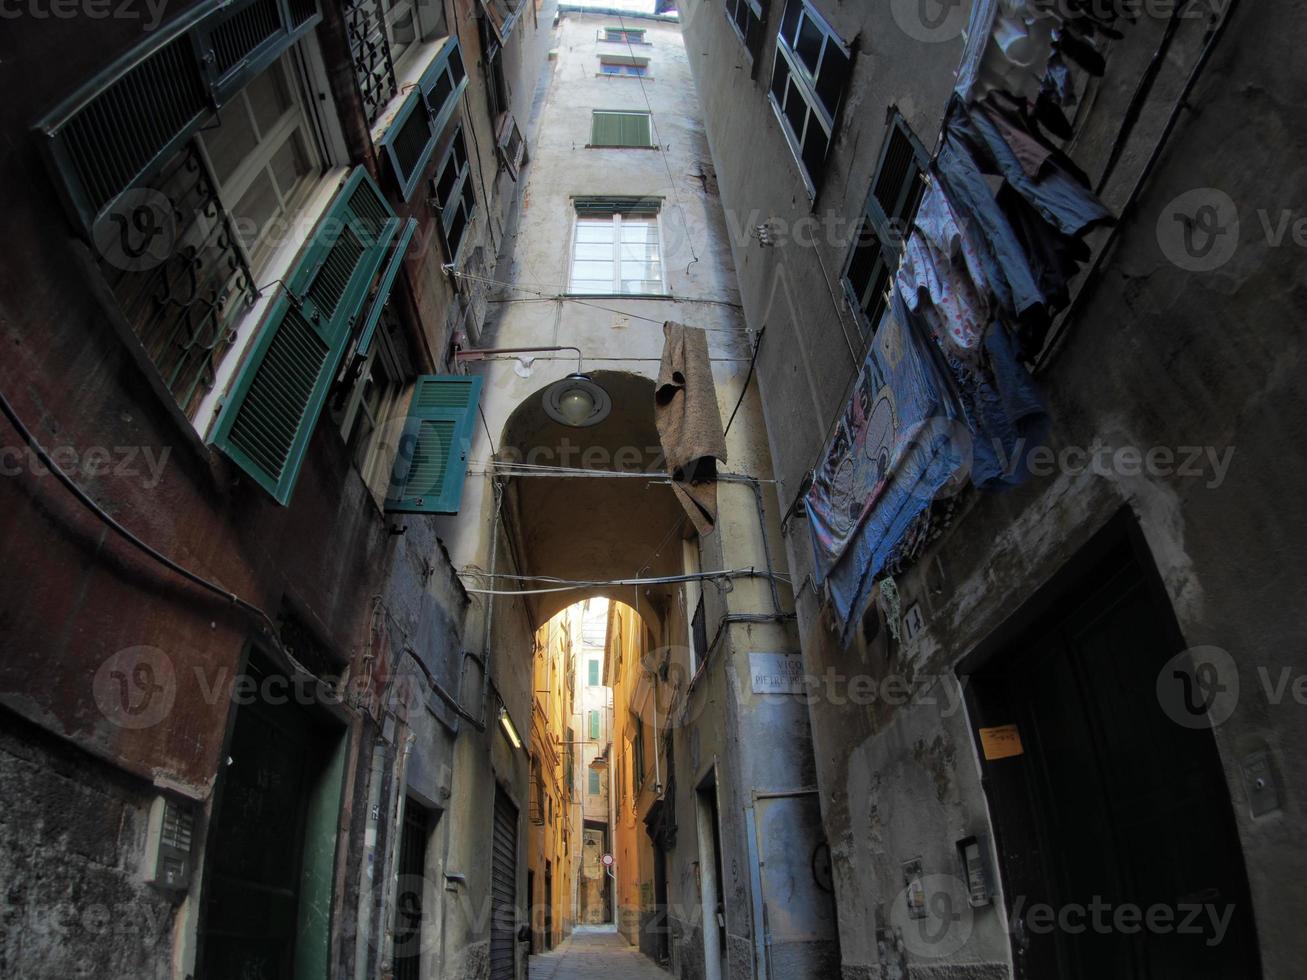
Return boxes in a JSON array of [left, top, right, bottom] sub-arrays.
[[199, 49, 326, 277], [588, 109, 654, 148], [840, 110, 930, 339], [567, 205, 666, 297], [724, 0, 765, 62], [598, 56, 651, 77], [599, 26, 649, 44], [767, 0, 852, 197], [431, 123, 477, 264]]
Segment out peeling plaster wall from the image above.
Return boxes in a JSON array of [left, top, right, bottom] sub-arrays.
[[683, 0, 1307, 977]]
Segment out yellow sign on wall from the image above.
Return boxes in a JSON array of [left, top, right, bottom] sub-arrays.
[[978, 725, 1024, 761]]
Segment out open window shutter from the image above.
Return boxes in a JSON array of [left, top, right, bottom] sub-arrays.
[[191, 0, 323, 104], [354, 217, 418, 365], [380, 38, 469, 200], [37, 14, 214, 234], [866, 113, 928, 251], [38, 0, 322, 235], [384, 375, 482, 513], [212, 169, 399, 504]]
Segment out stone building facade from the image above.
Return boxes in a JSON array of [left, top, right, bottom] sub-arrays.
[[680, 0, 1302, 977]]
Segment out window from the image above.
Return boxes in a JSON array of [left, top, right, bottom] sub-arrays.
[[601, 26, 647, 43], [202, 53, 322, 275], [631, 711, 645, 789], [569, 199, 663, 295], [381, 0, 447, 69], [333, 314, 407, 502], [432, 124, 476, 262], [841, 112, 929, 337], [588, 659, 601, 686], [589, 769, 601, 796], [378, 38, 469, 201], [599, 57, 650, 77], [725, 0, 764, 59], [589, 110, 653, 148], [589, 710, 600, 739], [768, 0, 851, 193]]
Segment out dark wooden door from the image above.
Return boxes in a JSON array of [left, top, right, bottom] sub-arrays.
[[970, 542, 1259, 979], [200, 667, 318, 979], [489, 787, 518, 980]]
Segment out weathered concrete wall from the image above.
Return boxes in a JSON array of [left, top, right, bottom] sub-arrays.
[[682, 0, 1307, 977]]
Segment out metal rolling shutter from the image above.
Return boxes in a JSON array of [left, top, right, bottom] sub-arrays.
[[489, 788, 518, 980]]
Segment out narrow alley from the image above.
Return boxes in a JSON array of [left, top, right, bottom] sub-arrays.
[[531, 927, 674, 980], [0, 0, 1301, 978]]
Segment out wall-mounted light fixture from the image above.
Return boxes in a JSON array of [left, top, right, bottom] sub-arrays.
[[452, 343, 612, 428], [542, 372, 611, 428], [498, 706, 523, 748]]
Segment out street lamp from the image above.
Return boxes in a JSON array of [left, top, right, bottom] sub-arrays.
[[542, 373, 611, 428]]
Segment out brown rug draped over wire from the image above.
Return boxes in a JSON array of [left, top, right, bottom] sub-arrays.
[[655, 321, 728, 536]]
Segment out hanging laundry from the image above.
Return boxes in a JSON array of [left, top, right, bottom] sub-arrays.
[[806, 295, 967, 647], [895, 222, 989, 360]]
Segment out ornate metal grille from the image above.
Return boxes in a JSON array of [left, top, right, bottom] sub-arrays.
[[96, 141, 257, 418], [344, 0, 398, 126]]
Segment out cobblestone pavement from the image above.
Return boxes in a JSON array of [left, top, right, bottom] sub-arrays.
[[529, 925, 674, 980]]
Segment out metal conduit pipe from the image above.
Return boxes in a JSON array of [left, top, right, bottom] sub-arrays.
[[719, 472, 784, 616], [477, 480, 506, 730]]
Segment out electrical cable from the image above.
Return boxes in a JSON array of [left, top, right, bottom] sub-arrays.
[[722, 326, 764, 437], [447, 267, 743, 326]]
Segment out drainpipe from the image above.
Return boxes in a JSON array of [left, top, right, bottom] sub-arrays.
[[355, 742, 388, 980], [478, 480, 506, 728], [719, 472, 784, 615]]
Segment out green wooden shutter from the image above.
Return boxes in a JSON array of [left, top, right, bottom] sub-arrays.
[[192, 0, 323, 105], [212, 168, 399, 504], [624, 112, 651, 147], [384, 375, 483, 514], [379, 37, 469, 201], [589, 711, 600, 739], [354, 217, 418, 365], [38, 0, 322, 233], [591, 111, 650, 147]]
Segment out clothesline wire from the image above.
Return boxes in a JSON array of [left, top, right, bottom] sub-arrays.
[[447, 268, 742, 328]]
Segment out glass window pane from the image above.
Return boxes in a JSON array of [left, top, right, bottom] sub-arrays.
[[571, 280, 611, 294], [784, 79, 808, 140], [203, 101, 259, 187], [571, 261, 614, 281], [574, 220, 615, 242], [246, 61, 294, 136], [573, 243, 613, 261], [232, 169, 280, 262], [620, 220, 658, 242], [621, 279, 663, 294], [269, 132, 312, 202], [815, 44, 851, 117], [796, 15, 823, 75]]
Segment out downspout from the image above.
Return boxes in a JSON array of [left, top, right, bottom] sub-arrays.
[[478, 479, 506, 727]]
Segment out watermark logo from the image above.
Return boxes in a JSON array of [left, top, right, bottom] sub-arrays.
[[890, 0, 968, 44], [890, 872, 974, 959], [1156, 188, 1239, 273], [1156, 645, 1239, 729], [92, 188, 176, 273], [92, 646, 176, 730]]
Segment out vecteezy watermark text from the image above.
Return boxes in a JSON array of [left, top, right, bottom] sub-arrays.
[[0, 443, 171, 488], [0, 0, 168, 29]]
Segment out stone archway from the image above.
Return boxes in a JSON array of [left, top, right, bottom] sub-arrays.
[[497, 371, 686, 634]]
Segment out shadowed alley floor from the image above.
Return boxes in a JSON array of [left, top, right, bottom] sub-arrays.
[[530, 925, 674, 980]]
